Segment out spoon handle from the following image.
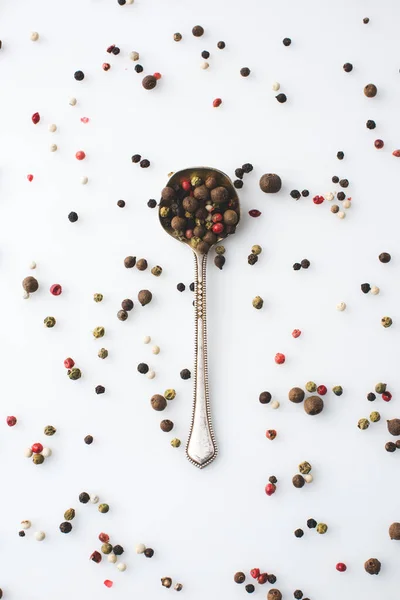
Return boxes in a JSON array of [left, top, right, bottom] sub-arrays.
[[186, 250, 218, 469]]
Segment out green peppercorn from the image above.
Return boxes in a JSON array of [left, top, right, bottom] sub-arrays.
[[44, 316, 56, 328], [299, 461, 312, 474], [375, 382, 387, 394], [332, 386, 343, 396], [305, 381, 317, 393], [370, 411, 381, 423], [164, 389, 176, 400], [251, 245, 262, 255], [252, 296, 263, 309], [160, 206, 170, 217], [215, 245, 225, 255], [64, 508, 75, 521], [170, 438, 181, 448], [381, 316, 392, 328], [93, 326, 105, 338], [33, 453, 44, 465], [151, 265, 163, 277], [93, 293, 103, 302], [68, 367, 81, 380], [98, 348, 108, 359], [316, 523, 328, 534], [358, 418, 370, 430], [44, 425, 56, 436], [101, 543, 113, 554], [98, 503, 109, 514]]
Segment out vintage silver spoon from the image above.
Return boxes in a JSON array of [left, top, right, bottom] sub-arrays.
[[159, 167, 240, 469]]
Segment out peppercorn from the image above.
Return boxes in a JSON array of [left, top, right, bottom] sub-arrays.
[[268, 590, 282, 600], [304, 395, 324, 415], [98, 348, 108, 359], [379, 252, 391, 263], [44, 425, 56, 436], [316, 523, 328, 534], [160, 419, 174, 432], [140, 159, 150, 168], [74, 70, 84, 81], [137, 363, 149, 374], [148, 199, 157, 209], [364, 558, 381, 575], [369, 412, 380, 423], [131, 154, 141, 164], [267, 574, 277, 584], [234, 572, 246, 584], [192, 25, 204, 36], [23, 276, 39, 293], [133, 64, 143, 74], [98, 503, 109, 514], [174, 584, 183, 591], [19, 530, 25, 537], [79, 492, 90, 504], [375, 382, 387, 394], [298, 461, 312, 475], [361, 283, 371, 294], [306, 519, 317, 529], [138, 290, 152, 307], [180, 369, 191, 380], [358, 418, 370, 430], [290, 190, 301, 201], [120, 299, 133, 312], [301, 259, 310, 269], [171, 438, 181, 448], [117, 309, 128, 321], [252, 296, 263, 309], [214, 255, 226, 270], [293, 263, 301, 270], [242, 163, 253, 173], [150, 265, 162, 277], [189, 282, 195, 292], [95, 385, 105, 395], [135, 259, 148, 272], [294, 592, 303, 599], [385, 441, 396, 452], [161, 577, 172, 588], [151, 394, 167, 411], [64, 508, 75, 521], [387, 419, 400, 436], [289, 387, 305, 403], [259, 391, 272, 404], [32, 453, 44, 465], [90, 551, 102, 563], [84, 435, 93, 444], [174, 32, 182, 41], [381, 316, 392, 328], [293, 474, 305, 488], [276, 93, 287, 103], [234, 179, 243, 189], [100, 543, 112, 554], [389, 522, 400, 540], [248, 254, 258, 266], [142, 75, 157, 90], [177, 283, 185, 292], [245, 584, 255, 593], [68, 211, 78, 223], [343, 63, 353, 72], [294, 529, 304, 538], [217, 41, 225, 49], [144, 548, 154, 558], [240, 67, 251, 77], [116, 199, 125, 208], [59, 521, 72, 534], [367, 392, 376, 402], [337, 151, 344, 159], [337, 192, 346, 201], [332, 175, 339, 183], [113, 544, 124, 555], [366, 119, 376, 129], [44, 316, 56, 328], [364, 84, 377, 98], [330, 204, 339, 214], [332, 386, 343, 396]]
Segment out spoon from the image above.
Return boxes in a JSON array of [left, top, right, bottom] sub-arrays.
[[159, 167, 240, 469]]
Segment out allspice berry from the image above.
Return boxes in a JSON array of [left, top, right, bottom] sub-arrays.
[[214, 255, 225, 270], [117, 309, 128, 321], [124, 256, 136, 268], [389, 522, 400, 540], [304, 395, 324, 415], [289, 387, 305, 403], [161, 187, 176, 203], [121, 299, 134, 311], [259, 391, 272, 404], [387, 419, 400, 436], [136, 258, 148, 271], [211, 186, 228, 203], [192, 25, 204, 37], [259, 173, 282, 193], [160, 419, 174, 432], [267, 590, 282, 600], [205, 175, 217, 189], [292, 474, 305, 488], [234, 572, 246, 584], [23, 276, 39, 293], [223, 209, 238, 226], [151, 394, 167, 411], [142, 75, 157, 90], [138, 290, 152, 306], [364, 84, 377, 97], [379, 252, 391, 263], [364, 558, 381, 575]]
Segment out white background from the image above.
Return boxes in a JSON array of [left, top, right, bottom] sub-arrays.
[[1, 0, 400, 598]]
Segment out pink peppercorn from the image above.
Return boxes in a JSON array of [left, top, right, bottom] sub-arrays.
[[265, 483, 276, 496], [257, 573, 269, 584], [27, 174, 34, 182], [249, 209, 261, 217], [181, 180, 191, 191], [75, 150, 86, 160], [212, 222, 224, 234], [102, 63, 111, 71], [374, 139, 384, 149], [185, 229, 194, 239], [266, 429, 277, 440], [275, 353, 285, 364], [153, 72, 162, 80], [313, 195, 324, 205], [104, 580, 113, 588], [212, 213, 223, 223], [6, 416, 17, 427], [31, 442, 43, 453], [98, 532, 110, 543], [64, 357, 75, 369], [250, 568, 260, 579], [317, 385, 327, 395], [90, 551, 102, 563], [32, 112, 40, 125], [292, 329, 301, 338], [336, 563, 347, 572], [382, 391, 392, 402], [392, 150, 400, 157], [50, 284, 62, 296], [213, 98, 222, 107]]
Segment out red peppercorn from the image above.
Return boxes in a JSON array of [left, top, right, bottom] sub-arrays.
[[6, 416, 17, 427], [392, 150, 400, 157], [106, 45, 115, 53], [75, 150, 86, 160], [98, 532, 110, 543], [374, 139, 384, 149], [64, 357, 75, 369], [265, 483, 276, 496], [248, 209, 261, 217], [317, 385, 327, 396], [274, 353, 285, 364], [32, 112, 40, 125], [31, 442, 43, 453], [153, 72, 162, 80], [382, 391, 392, 402], [313, 195, 324, 205], [336, 562, 347, 572], [292, 329, 301, 338], [257, 573, 269, 584], [50, 284, 62, 296], [212, 213, 223, 223], [212, 222, 224, 234], [90, 551, 102, 563], [185, 229, 194, 239], [250, 568, 260, 579], [102, 63, 111, 71], [181, 180, 191, 191], [104, 580, 113, 588], [27, 174, 34, 182], [213, 98, 222, 107], [266, 429, 277, 440]]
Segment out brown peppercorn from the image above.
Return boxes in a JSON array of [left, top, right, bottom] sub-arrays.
[[385, 441, 396, 452], [136, 258, 148, 271], [193, 185, 210, 201], [234, 572, 246, 584], [211, 186, 228, 203], [292, 474, 305, 488], [259, 391, 272, 404], [339, 178, 349, 188], [173, 33, 182, 41], [268, 590, 282, 600], [160, 419, 174, 432], [192, 25, 204, 37], [121, 299, 134, 311], [331, 204, 339, 214], [259, 173, 282, 193], [289, 387, 305, 403], [193, 225, 206, 238], [144, 548, 154, 558], [389, 522, 400, 540], [304, 395, 324, 415], [196, 207, 208, 220], [151, 394, 167, 411], [379, 252, 391, 263], [174, 584, 183, 591], [117, 309, 128, 321], [171, 216, 187, 231], [197, 241, 210, 254], [223, 209, 238, 226], [214, 255, 225, 270], [364, 558, 381, 575], [387, 419, 400, 436], [182, 196, 199, 213], [151, 265, 162, 277], [203, 231, 217, 245], [142, 75, 157, 90], [205, 175, 217, 189], [124, 256, 136, 268], [138, 289, 152, 306], [161, 577, 172, 588], [23, 276, 39, 293], [161, 187, 176, 203], [364, 84, 377, 98]]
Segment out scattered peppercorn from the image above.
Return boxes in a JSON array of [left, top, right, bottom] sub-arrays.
[[74, 70, 84, 81], [140, 159, 150, 168], [174, 584, 183, 591], [316, 523, 328, 534], [366, 119, 376, 129], [138, 290, 152, 306], [299, 461, 312, 474], [259, 391, 272, 404], [19, 530, 25, 537], [385, 441, 396, 452], [374, 139, 384, 149], [245, 584, 255, 593], [332, 386, 343, 396], [44, 316, 56, 328], [64, 508, 75, 521], [84, 435, 93, 444], [332, 175, 339, 183], [268, 590, 282, 600], [217, 41, 226, 49], [361, 283, 371, 294], [95, 385, 105, 395], [151, 394, 167, 411], [307, 518, 317, 528], [300, 259, 310, 269], [252, 296, 264, 309], [68, 368, 81, 380], [192, 25, 204, 37], [90, 551, 102, 563], [337, 151, 344, 159], [364, 84, 377, 98], [389, 522, 400, 540], [379, 252, 391, 263], [387, 419, 400, 436], [364, 558, 381, 575], [294, 529, 304, 538], [381, 316, 392, 328], [294, 591, 303, 599], [214, 255, 226, 270], [136, 258, 148, 270], [370, 411, 380, 423], [304, 395, 324, 415], [44, 425, 56, 436], [160, 420, 174, 432], [144, 548, 154, 558], [293, 474, 305, 488], [142, 75, 157, 90], [68, 211, 78, 222], [248, 254, 258, 265], [343, 63, 353, 72], [23, 276, 39, 293], [234, 179, 243, 189], [290, 189, 301, 199], [59, 522, 72, 534], [79, 492, 90, 504], [293, 263, 301, 270], [98, 503, 109, 514], [98, 348, 108, 359], [276, 93, 287, 103], [117, 309, 128, 321], [289, 387, 305, 403], [180, 369, 191, 380], [177, 283, 185, 292], [240, 67, 251, 77]]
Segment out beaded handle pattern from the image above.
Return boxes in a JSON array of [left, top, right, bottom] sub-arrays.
[[185, 251, 218, 469]]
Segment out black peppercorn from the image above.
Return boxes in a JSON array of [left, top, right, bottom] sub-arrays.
[[367, 392, 376, 402], [84, 435, 93, 445], [283, 37, 291, 46], [79, 492, 90, 504], [113, 544, 124, 555], [140, 159, 150, 168], [363, 17, 370, 23], [177, 283, 185, 292], [269, 475, 277, 484], [160, 419, 174, 432], [332, 175, 339, 183], [59, 522, 72, 534], [385, 441, 396, 452], [361, 283, 371, 294], [307, 518, 317, 528], [117, 309, 128, 321], [293, 263, 301, 270], [276, 93, 287, 103], [234, 572, 246, 584], [337, 151, 344, 159], [147, 199, 157, 208], [217, 41, 225, 49], [245, 584, 255, 593], [214, 255, 226, 270], [112, 46, 120, 55], [242, 163, 253, 173], [343, 63, 353, 72], [294, 591, 303, 599], [135, 64, 143, 73], [240, 67, 251, 77], [259, 391, 272, 404], [379, 252, 391, 263], [189, 282, 195, 292], [300, 259, 310, 269], [201, 50, 210, 59], [19, 530, 25, 537], [118, 0, 126, 4], [235, 168, 244, 179], [290, 190, 301, 199], [268, 574, 277, 584], [117, 199, 125, 208], [74, 70, 84, 81], [337, 191, 346, 201], [68, 211, 78, 222], [366, 119, 376, 129], [137, 363, 149, 374], [248, 254, 258, 266], [301, 189, 309, 197], [339, 178, 349, 188], [95, 385, 105, 394], [142, 75, 157, 90], [293, 474, 305, 488], [294, 528, 304, 538], [131, 154, 141, 163], [180, 368, 191, 380], [192, 25, 204, 37], [144, 548, 154, 558], [234, 179, 243, 189]]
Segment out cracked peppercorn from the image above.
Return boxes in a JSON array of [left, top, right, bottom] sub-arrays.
[[294, 529, 304, 538], [79, 492, 90, 504], [180, 369, 191, 380]]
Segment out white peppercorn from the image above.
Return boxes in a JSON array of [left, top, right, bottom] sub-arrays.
[[30, 32, 39, 41]]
